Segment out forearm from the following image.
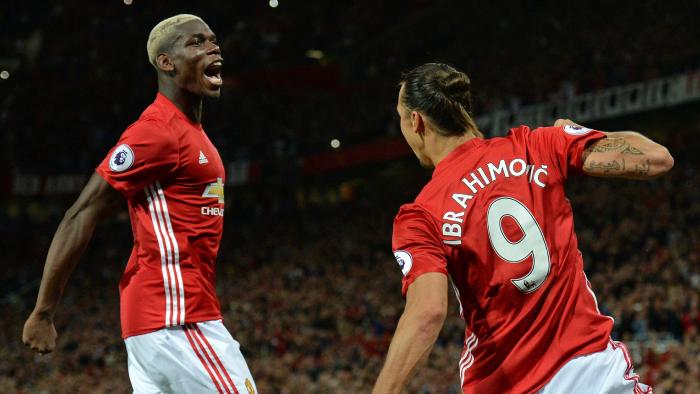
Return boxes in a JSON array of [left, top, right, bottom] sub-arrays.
[[373, 311, 444, 393], [33, 211, 97, 317], [582, 131, 674, 179]]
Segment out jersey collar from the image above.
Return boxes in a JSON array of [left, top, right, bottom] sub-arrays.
[[433, 137, 483, 178], [154, 93, 202, 127]]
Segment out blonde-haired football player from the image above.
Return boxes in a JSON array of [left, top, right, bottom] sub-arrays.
[[23, 15, 257, 393]]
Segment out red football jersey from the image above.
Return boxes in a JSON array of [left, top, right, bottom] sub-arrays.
[[96, 93, 226, 338], [392, 125, 615, 393]]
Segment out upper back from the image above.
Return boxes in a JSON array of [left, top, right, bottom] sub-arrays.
[[401, 125, 605, 299], [391, 125, 613, 391]]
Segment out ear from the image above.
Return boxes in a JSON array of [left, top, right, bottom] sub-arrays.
[[156, 53, 175, 73], [411, 111, 425, 136]]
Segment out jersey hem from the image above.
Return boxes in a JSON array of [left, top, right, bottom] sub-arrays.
[[121, 314, 224, 339], [527, 336, 611, 394]]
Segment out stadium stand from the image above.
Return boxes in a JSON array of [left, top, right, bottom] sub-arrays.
[[1, 1, 698, 393]]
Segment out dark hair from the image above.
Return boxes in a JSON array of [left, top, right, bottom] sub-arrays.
[[400, 63, 481, 137]]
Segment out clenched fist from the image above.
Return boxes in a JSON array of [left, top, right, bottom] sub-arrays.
[[22, 312, 57, 354]]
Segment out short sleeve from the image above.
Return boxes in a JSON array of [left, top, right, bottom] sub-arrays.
[[527, 125, 606, 179], [96, 120, 179, 198], [392, 205, 447, 297]]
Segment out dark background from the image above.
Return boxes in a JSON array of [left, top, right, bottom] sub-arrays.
[[1, 1, 699, 393]]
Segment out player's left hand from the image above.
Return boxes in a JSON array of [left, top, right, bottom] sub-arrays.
[[22, 312, 57, 354]]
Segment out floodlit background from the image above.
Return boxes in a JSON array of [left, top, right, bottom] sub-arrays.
[[1, 1, 699, 393]]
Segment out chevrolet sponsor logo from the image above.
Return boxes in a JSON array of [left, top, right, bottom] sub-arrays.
[[202, 177, 225, 203]]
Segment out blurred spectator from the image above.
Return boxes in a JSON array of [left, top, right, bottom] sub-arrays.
[[2, 1, 700, 173], [1, 1, 698, 392], [1, 130, 698, 392]]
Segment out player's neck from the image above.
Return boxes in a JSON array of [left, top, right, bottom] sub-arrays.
[[158, 86, 203, 124], [428, 132, 478, 167]]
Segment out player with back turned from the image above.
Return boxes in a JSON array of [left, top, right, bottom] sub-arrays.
[[373, 63, 674, 393], [22, 14, 257, 394]]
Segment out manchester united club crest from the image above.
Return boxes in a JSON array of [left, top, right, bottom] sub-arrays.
[[245, 378, 255, 394]]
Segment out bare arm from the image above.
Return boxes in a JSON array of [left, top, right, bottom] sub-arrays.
[[373, 273, 448, 394], [581, 132, 674, 179], [22, 172, 122, 354], [554, 119, 674, 179]]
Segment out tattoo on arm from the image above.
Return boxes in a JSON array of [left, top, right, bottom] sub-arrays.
[[589, 137, 644, 155], [584, 157, 626, 174], [584, 158, 652, 177], [633, 159, 651, 176], [582, 133, 665, 178]]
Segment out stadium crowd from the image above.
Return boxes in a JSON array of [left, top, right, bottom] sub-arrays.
[[1, 126, 698, 392], [1, 1, 699, 393], [2, 1, 700, 173]]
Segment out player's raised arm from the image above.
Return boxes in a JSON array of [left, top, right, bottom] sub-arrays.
[[373, 272, 448, 394], [554, 119, 674, 179], [581, 132, 674, 179], [22, 172, 122, 354]]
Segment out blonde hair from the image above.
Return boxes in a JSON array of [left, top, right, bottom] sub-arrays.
[[146, 14, 204, 68]]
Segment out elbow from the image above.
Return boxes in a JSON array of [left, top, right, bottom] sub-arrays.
[[651, 146, 674, 176], [660, 147, 674, 174], [416, 305, 447, 336]]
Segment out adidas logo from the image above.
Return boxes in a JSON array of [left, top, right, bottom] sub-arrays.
[[198, 151, 209, 165]]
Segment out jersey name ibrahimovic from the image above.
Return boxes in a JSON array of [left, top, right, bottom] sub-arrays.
[[391, 125, 614, 393]]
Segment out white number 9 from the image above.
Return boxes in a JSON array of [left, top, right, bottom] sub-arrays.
[[487, 197, 550, 293]]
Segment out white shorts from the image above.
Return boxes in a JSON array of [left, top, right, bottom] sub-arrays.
[[124, 320, 257, 394], [538, 339, 651, 394]]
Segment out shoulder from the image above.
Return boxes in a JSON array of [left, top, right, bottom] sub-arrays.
[[136, 100, 185, 136], [115, 117, 179, 161], [516, 124, 599, 141], [393, 203, 439, 235], [126, 117, 167, 134], [506, 124, 582, 150], [139, 99, 177, 123], [505, 124, 536, 143], [125, 117, 176, 140], [504, 124, 586, 147], [395, 202, 432, 220], [507, 124, 533, 136]]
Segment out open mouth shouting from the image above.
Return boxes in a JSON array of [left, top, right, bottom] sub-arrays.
[[203, 59, 223, 88]]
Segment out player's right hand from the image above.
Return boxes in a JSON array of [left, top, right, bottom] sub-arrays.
[[22, 312, 57, 354]]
